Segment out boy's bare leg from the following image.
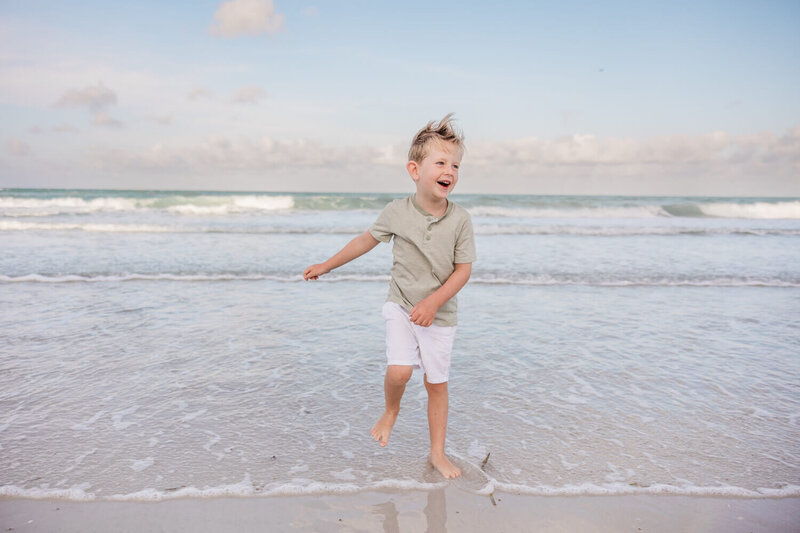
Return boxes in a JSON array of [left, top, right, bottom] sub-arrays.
[[371, 365, 413, 447], [424, 375, 462, 478]]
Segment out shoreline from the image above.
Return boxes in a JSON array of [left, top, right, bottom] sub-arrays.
[[2, 489, 799, 533]]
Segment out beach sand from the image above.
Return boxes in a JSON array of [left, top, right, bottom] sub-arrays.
[[2, 489, 798, 532]]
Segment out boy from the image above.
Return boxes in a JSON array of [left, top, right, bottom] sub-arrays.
[[303, 114, 476, 479]]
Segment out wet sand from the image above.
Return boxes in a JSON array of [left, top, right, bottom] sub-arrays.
[[2, 488, 799, 532]]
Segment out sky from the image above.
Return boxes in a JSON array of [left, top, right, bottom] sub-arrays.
[[1, 0, 799, 196]]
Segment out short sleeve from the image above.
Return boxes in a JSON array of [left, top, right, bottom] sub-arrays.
[[369, 202, 395, 243], [454, 213, 477, 263]]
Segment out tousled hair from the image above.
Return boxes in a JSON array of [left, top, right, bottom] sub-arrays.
[[408, 113, 464, 163]]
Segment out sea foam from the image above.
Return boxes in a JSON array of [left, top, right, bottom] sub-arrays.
[[2, 273, 797, 287], [2, 479, 798, 502], [0, 194, 295, 216], [697, 201, 800, 219]]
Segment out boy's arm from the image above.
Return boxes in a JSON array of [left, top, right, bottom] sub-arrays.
[[408, 262, 472, 327], [303, 230, 380, 280]]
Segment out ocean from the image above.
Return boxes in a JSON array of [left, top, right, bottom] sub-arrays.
[[1, 189, 798, 501]]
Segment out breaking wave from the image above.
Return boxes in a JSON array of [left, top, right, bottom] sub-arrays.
[[2, 191, 799, 219], [1, 477, 797, 502], [2, 273, 797, 287], [2, 220, 797, 236]]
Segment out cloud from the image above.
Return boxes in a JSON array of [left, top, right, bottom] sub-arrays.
[[187, 88, 213, 101], [7, 138, 31, 156], [210, 0, 285, 37], [43, 126, 795, 195], [91, 136, 352, 171], [54, 83, 117, 112], [91, 112, 123, 129], [454, 128, 800, 195], [467, 128, 800, 171], [84, 128, 800, 177], [231, 85, 267, 104], [53, 123, 80, 133], [147, 114, 172, 126]]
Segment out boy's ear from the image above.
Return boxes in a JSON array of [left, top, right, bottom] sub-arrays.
[[406, 160, 419, 182]]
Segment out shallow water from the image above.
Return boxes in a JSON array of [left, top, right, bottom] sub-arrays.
[[1, 190, 799, 500]]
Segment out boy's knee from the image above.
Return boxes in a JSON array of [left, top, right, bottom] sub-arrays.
[[386, 365, 413, 385], [424, 379, 448, 394]]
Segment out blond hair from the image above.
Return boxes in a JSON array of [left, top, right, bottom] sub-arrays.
[[408, 113, 464, 163]]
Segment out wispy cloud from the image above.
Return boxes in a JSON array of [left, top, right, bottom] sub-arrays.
[[468, 128, 800, 171], [210, 0, 285, 37], [54, 83, 117, 112], [6, 138, 31, 156], [54, 83, 123, 129], [147, 114, 172, 126], [91, 136, 355, 171], [82, 127, 800, 194], [187, 88, 214, 101], [91, 112, 123, 129], [231, 85, 267, 104], [53, 123, 80, 134]]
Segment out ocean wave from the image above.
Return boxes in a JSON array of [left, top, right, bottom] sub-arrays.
[[1, 478, 797, 502], [0, 221, 178, 233], [664, 201, 800, 219], [2, 273, 797, 287], [469, 275, 800, 287], [473, 225, 800, 236], [2, 192, 799, 220], [0, 196, 141, 212], [0, 194, 295, 216], [2, 220, 797, 237], [0, 273, 314, 283], [0, 221, 363, 234], [471, 201, 800, 220], [0, 477, 446, 502], [489, 481, 800, 498], [469, 205, 671, 218]]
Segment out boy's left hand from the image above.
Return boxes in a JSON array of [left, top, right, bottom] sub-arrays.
[[409, 297, 439, 327]]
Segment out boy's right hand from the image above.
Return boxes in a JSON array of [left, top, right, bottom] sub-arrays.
[[303, 263, 330, 280]]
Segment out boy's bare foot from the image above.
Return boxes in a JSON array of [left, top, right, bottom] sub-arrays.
[[430, 453, 462, 479], [370, 411, 398, 447]]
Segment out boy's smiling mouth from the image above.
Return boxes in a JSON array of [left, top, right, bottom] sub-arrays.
[[436, 179, 452, 189]]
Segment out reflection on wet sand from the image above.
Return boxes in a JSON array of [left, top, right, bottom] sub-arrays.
[[373, 500, 399, 533], [372, 488, 448, 533], [424, 488, 447, 532]]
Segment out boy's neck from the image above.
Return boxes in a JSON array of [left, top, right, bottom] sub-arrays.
[[413, 194, 448, 218]]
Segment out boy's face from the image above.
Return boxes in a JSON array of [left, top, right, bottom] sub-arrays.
[[407, 142, 461, 203]]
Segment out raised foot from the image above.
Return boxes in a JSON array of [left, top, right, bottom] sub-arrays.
[[430, 454, 462, 479], [370, 411, 398, 447]]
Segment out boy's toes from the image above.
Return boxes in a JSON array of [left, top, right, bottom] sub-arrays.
[[370, 429, 387, 446]]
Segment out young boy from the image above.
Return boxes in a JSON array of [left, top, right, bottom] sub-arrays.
[[303, 114, 476, 479]]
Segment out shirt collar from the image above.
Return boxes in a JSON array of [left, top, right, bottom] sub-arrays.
[[410, 194, 453, 220]]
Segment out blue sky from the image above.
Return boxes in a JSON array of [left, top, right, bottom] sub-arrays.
[[1, 0, 798, 195]]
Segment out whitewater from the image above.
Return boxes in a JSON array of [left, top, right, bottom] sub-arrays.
[[1, 189, 798, 502]]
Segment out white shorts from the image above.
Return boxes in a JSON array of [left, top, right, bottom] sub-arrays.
[[381, 301, 457, 384]]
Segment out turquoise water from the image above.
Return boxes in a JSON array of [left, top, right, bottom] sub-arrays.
[[1, 189, 799, 500]]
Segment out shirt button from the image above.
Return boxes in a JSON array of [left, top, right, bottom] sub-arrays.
[[425, 235, 431, 240]]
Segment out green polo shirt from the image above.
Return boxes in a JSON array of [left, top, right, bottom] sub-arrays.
[[369, 195, 476, 326]]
